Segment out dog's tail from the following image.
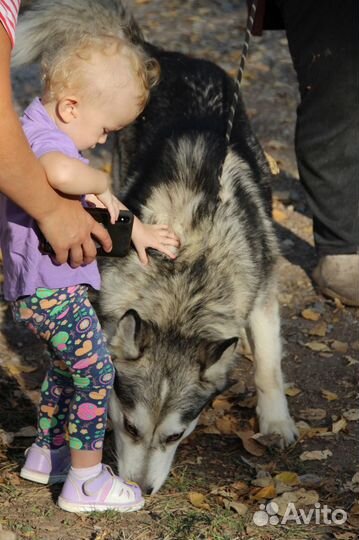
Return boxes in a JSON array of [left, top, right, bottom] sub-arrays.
[[12, 0, 144, 67]]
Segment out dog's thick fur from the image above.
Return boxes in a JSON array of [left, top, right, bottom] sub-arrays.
[[14, 0, 297, 494]]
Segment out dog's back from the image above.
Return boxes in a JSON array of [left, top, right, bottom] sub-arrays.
[[104, 47, 278, 339]]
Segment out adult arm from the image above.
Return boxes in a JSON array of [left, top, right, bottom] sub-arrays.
[[0, 25, 112, 266]]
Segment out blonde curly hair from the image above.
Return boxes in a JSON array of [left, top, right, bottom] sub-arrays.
[[41, 33, 160, 110]]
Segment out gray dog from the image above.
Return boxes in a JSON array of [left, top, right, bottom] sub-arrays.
[[14, 0, 298, 494]]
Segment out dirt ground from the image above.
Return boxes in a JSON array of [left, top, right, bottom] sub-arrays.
[[0, 1, 358, 539]]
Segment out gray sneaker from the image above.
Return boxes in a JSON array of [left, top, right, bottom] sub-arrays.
[[312, 254, 359, 307]]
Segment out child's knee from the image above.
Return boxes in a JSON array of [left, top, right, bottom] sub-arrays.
[[73, 355, 115, 391]]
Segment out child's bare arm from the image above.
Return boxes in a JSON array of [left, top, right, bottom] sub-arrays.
[[40, 152, 109, 195]]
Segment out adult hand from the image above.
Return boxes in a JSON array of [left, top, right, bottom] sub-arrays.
[[37, 197, 112, 266]]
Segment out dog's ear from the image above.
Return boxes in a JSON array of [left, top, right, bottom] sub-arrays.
[[200, 337, 239, 389], [110, 309, 149, 360]]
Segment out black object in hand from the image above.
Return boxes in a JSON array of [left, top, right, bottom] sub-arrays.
[[40, 207, 134, 257]]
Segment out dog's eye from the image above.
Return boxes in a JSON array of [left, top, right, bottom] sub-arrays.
[[165, 432, 184, 444], [123, 417, 139, 439]]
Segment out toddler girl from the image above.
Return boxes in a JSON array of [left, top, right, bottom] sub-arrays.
[[0, 34, 178, 512]]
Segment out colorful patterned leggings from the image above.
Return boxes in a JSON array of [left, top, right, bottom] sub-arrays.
[[11, 285, 115, 451]]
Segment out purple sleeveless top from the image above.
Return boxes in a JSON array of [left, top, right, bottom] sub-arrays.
[[0, 98, 101, 301]]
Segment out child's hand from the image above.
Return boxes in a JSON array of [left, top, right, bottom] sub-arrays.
[[96, 189, 122, 224], [85, 194, 106, 208], [132, 218, 180, 265]]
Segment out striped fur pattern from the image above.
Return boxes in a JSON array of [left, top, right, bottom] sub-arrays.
[[14, 0, 298, 494]]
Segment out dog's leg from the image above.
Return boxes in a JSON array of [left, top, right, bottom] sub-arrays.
[[248, 286, 298, 445]]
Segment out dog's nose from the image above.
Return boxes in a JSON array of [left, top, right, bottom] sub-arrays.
[[145, 486, 154, 495]]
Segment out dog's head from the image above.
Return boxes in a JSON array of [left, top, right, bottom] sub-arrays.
[[107, 309, 238, 494]]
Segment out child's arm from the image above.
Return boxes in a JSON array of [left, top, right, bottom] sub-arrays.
[[40, 152, 108, 195], [41, 152, 120, 223]]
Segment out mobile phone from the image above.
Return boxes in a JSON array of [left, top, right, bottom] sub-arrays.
[[40, 208, 134, 257]]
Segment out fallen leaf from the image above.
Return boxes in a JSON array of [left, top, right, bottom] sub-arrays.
[[235, 394, 257, 408], [348, 513, 359, 529], [198, 409, 215, 427], [293, 488, 320, 506], [299, 408, 327, 421], [296, 420, 311, 435], [212, 397, 232, 411], [321, 389, 338, 401], [274, 480, 297, 495], [94, 532, 111, 540], [0, 429, 14, 446], [306, 426, 330, 438], [215, 415, 237, 435], [334, 297, 345, 309], [252, 472, 274, 488], [188, 492, 210, 511], [345, 355, 359, 367], [305, 341, 330, 352], [272, 208, 287, 223], [309, 321, 328, 337], [285, 385, 302, 397], [330, 340, 348, 353], [251, 432, 282, 448], [344, 472, 359, 493], [231, 481, 250, 496], [264, 152, 280, 175], [3, 361, 39, 378], [271, 489, 319, 516], [332, 417, 347, 434], [274, 471, 300, 486], [252, 484, 277, 500], [223, 499, 248, 515], [350, 503, 359, 515], [343, 409, 359, 421], [301, 308, 321, 321], [210, 486, 238, 500], [299, 449, 332, 461], [236, 429, 266, 457], [200, 426, 221, 435]]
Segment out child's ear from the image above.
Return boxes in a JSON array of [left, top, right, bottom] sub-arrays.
[[56, 97, 79, 123]]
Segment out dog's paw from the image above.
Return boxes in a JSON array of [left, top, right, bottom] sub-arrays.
[[258, 415, 299, 447], [256, 390, 299, 447]]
